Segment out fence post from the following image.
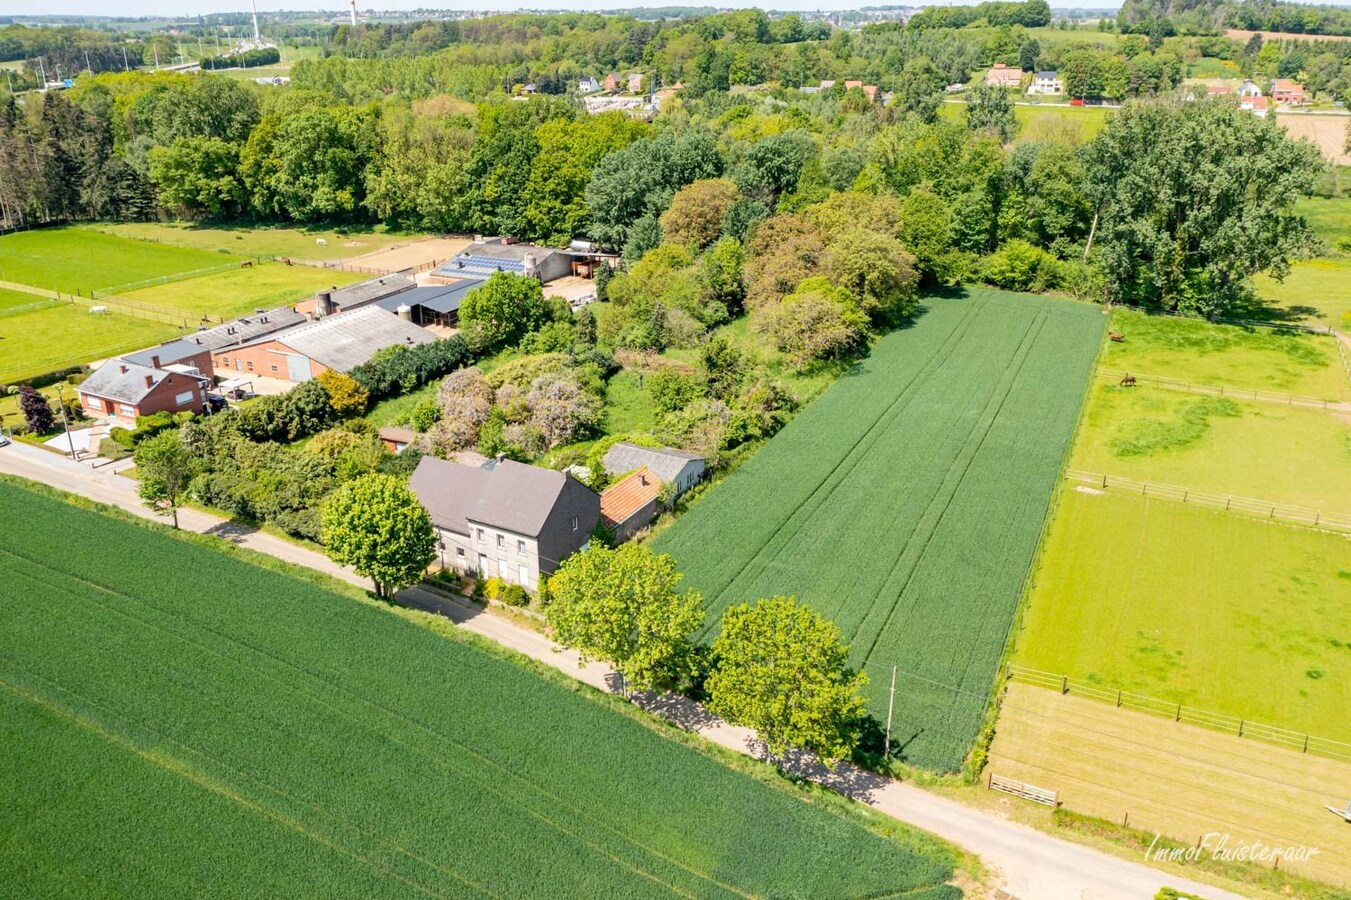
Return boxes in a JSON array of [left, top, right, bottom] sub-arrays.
[[1239, 720, 1244, 738], [1303, 734, 1309, 753], [1176, 704, 1182, 722], [1116, 690, 1122, 708], [1101, 473, 1107, 489], [1061, 674, 1068, 695]]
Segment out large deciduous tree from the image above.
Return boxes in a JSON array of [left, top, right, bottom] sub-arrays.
[[546, 544, 704, 695], [1083, 100, 1324, 313], [823, 228, 920, 323], [707, 596, 867, 766], [659, 178, 740, 249], [458, 271, 548, 351], [964, 82, 1018, 143], [134, 429, 200, 529], [321, 473, 435, 600]]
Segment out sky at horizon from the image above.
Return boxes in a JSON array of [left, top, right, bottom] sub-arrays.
[[13, 1, 1119, 19], [13, 0, 1351, 19]]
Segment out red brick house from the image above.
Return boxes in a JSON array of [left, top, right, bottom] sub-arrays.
[[77, 361, 207, 425], [600, 466, 664, 543], [985, 63, 1025, 88], [1271, 79, 1305, 105]]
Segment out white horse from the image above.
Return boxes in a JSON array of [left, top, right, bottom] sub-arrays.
[[315, 238, 328, 246]]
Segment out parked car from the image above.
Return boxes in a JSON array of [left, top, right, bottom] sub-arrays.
[[0, 433, 11, 447]]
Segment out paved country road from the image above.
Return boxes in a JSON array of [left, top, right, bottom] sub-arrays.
[[0, 440, 1245, 900]]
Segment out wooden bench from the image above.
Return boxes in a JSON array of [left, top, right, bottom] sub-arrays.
[[988, 773, 1059, 807]]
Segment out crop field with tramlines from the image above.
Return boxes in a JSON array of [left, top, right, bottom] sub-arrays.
[[653, 289, 1104, 772], [0, 480, 960, 899]]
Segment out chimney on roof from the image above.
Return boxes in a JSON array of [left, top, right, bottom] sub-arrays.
[[144, 375, 154, 389], [315, 290, 333, 318], [640, 473, 648, 486], [150, 355, 160, 368], [119, 364, 128, 374]]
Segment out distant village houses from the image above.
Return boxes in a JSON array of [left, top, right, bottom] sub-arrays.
[[1027, 71, 1062, 96], [985, 63, 1025, 88]]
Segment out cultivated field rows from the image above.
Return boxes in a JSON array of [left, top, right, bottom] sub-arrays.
[[0, 483, 958, 899], [656, 290, 1104, 770]]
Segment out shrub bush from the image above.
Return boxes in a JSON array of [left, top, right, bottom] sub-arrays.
[[498, 584, 529, 607]]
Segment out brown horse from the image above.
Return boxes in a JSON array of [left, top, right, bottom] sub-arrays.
[[1120, 374, 1137, 387], [240, 260, 254, 269], [1109, 332, 1125, 342]]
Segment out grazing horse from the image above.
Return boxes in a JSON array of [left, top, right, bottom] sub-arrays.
[[240, 260, 253, 269], [1120, 374, 1137, 387], [1108, 332, 1125, 342], [281, 256, 292, 266]]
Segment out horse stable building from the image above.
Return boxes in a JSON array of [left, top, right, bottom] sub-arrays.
[[210, 306, 436, 383]]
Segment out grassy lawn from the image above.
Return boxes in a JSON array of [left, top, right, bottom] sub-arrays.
[[87, 222, 411, 262], [0, 228, 238, 295], [0, 287, 51, 313], [1293, 196, 1351, 249], [1014, 489, 1351, 739], [1254, 259, 1351, 330], [0, 479, 961, 898], [119, 262, 366, 320], [1070, 383, 1351, 510], [655, 290, 1104, 772], [940, 100, 1110, 143], [1103, 307, 1350, 400], [0, 304, 183, 384]]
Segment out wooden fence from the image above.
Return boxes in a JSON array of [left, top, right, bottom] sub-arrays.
[[987, 773, 1058, 807], [1007, 665, 1351, 762], [1063, 469, 1351, 534], [1096, 368, 1346, 410]]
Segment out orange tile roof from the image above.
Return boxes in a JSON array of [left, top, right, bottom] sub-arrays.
[[600, 466, 663, 526]]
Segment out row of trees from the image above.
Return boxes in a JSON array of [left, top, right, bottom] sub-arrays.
[[306, 475, 867, 763]]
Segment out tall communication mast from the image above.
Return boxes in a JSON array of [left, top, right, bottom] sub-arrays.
[[349, 0, 357, 28], [251, 0, 261, 42]]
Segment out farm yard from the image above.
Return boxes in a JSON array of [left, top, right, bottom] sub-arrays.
[[654, 289, 1104, 772], [0, 480, 962, 899]]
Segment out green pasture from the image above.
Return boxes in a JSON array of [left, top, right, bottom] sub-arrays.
[[0, 228, 237, 295], [1015, 489, 1351, 740], [0, 480, 960, 898], [88, 222, 408, 262], [120, 263, 366, 320], [0, 304, 181, 384], [1293, 196, 1351, 250], [654, 289, 1104, 772], [939, 101, 1110, 143], [1102, 307, 1350, 400], [1255, 259, 1351, 330], [1070, 384, 1351, 511]]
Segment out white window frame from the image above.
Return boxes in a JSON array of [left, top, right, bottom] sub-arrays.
[[517, 539, 525, 555], [174, 390, 195, 405]]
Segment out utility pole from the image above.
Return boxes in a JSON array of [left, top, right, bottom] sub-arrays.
[[884, 666, 897, 759], [153, 45, 159, 71], [84, 49, 92, 77], [122, 46, 130, 71], [54, 384, 75, 460], [37, 56, 46, 87]]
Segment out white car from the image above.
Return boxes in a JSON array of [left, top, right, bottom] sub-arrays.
[[0, 434, 10, 447]]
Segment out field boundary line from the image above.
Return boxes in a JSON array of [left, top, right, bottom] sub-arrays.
[[1121, 304, 1336, 336], [1062, 469, 1351, 533], [0, 278, 58, 299], [92, 259, 250, 298], [1006, 665, 1351, 762], [276, 256, 398, 277], [1095, 368, 1349, 410]]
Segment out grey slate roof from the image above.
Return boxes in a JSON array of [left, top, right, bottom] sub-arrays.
[[409, 455, 589, 538], [190, 307, 308, 352], [373, 279, 485, 316], [78, 360, 196, 404], [1036, 71, 1059, 79], [602, 442, 704, 484], [323, 273, 416, 310], [121, 338, 206, 368], [241, 306, 435, 373]]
